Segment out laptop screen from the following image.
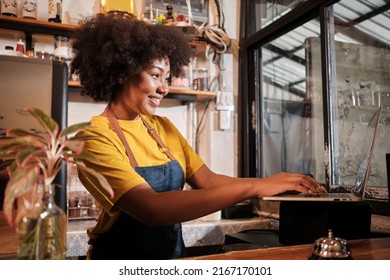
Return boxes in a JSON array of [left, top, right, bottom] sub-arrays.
[[352, 106, 383, 196]]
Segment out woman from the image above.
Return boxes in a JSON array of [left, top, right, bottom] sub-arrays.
[[72, 14, 325, 260]]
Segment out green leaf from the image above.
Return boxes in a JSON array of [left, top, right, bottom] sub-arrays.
[[15, 148, 44, 168], [0, 152, 19, 161], [61, 139, 85, 155], [59, 122, 90, 139], [0, 136, 45, 152], [6, 128, 46, 142], [27, 108, 59, 137], [76, 161, 114, 199], [3, 165, 39, 227], [0, 139, 46, 166], [70, 150, 98, 161], [6, 161, 18, 174]]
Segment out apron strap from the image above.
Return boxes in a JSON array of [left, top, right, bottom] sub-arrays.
[[106, 106, 139, 167], [140, 117, 176, 161], [105, 105, 176, 166]]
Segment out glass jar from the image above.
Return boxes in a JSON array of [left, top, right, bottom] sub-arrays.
[[54, 35, 72, 79], [171, 65, 190, 88], [192, 68, 209, 91], [17, 184, 67, 260], [54, 35, 71, 59]]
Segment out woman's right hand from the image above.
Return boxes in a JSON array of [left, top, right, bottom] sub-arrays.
[[254, 172, 327, 197]]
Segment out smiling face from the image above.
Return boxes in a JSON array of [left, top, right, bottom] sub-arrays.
[[111, 58, 170, 120]]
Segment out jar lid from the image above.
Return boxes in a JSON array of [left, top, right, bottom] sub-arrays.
[[54, 35, 69, 41]]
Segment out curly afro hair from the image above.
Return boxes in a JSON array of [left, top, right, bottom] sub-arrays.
[[71, 14, 193, 102]]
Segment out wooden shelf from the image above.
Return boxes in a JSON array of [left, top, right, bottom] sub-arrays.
[[0, 15, 76, 36], [0, 15, 206, 48], [1, 16, 215, 102], [68, 81, 216, 101], [169, 87, 217, 101]]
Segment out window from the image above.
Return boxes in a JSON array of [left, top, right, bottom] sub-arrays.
[[240, 0, 389, 214]]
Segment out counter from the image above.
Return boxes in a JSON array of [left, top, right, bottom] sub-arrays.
[[1, 212, 390, 259], [67, 213, 390, 257], [67, 217, 276, 257], [184, 237, 390, 260]]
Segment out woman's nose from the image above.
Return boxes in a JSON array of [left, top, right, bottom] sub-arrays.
[[157, 82, 169, 97]]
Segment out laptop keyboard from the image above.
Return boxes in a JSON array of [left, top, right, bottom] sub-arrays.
[[304, 193, 352, 198]]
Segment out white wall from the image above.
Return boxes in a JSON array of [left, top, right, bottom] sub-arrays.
[[196, 0, 240, 177]]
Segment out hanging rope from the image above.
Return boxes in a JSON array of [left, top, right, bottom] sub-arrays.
[[193, 0, 231, 54]]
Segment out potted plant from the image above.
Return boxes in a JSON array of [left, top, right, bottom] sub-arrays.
[[0, 107, 113, 259]]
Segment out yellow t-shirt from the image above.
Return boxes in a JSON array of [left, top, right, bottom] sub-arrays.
[[76, 114, 204, 238]]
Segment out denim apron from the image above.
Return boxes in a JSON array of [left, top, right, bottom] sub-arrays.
[[89, 108, 185, 260]]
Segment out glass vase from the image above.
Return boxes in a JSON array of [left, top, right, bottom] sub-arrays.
[[17, 184, 67, 260]]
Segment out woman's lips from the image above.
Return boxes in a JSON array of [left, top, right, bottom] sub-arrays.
[[148, 96, 161, 107]]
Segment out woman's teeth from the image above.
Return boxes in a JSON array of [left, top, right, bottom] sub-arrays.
[[149, 97, 160, 105]]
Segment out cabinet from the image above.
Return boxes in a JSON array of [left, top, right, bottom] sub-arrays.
[[0, 15, 217, 102]]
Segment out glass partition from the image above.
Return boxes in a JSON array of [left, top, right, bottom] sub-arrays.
[[259, 18, 325, 182], [257, 0, 390, 191], [329, 0, 390, 200]]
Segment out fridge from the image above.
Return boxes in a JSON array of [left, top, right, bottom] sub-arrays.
[[0, 55, 68, 211]]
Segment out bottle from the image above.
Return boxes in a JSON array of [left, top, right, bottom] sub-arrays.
[[48, 0, 61, 23], [165, 4, 175, 24], [17, 183, 67, 260], [16, 39, 25, 54], [37, 184, 67, 260], [22, 0, 38, 19], [1, 0, 18, 17]]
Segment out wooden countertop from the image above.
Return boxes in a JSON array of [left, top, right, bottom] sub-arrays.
[[185, 237, 390, 260], [0, 212, 18, 260], [2, 209, 390, 260]]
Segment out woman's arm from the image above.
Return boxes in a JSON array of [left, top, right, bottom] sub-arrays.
[[115, 165, 325, 227], [187, 165, 323, 196]]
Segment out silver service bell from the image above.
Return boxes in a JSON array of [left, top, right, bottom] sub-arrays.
[[309, 229, 352, 259]]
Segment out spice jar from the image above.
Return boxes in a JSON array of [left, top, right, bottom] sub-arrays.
[[192, 68, 208, 91]]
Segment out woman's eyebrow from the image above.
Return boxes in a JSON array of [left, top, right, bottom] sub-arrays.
[[151, 65, 170, 76], [152, 65, 164, 72]]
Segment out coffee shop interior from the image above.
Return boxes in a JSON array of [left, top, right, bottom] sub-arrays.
[[1, 0, 390, 260]]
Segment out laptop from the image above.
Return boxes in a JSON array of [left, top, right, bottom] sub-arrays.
[[262, 105, 383, 202]]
